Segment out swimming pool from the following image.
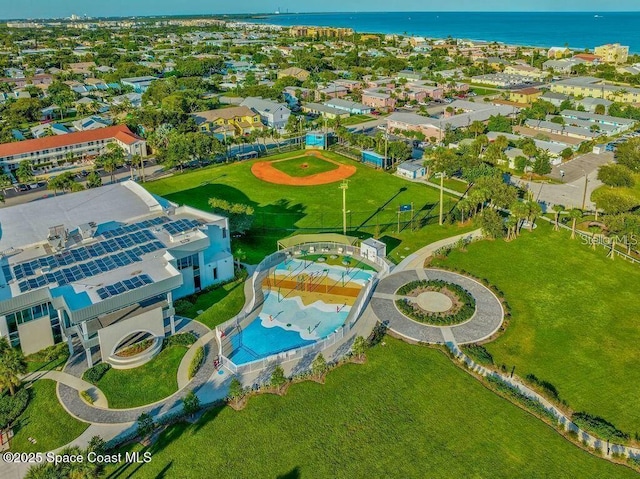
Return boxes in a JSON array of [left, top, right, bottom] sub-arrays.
[[228, 259, 375, 365]]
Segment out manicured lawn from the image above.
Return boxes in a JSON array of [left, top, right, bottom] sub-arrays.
[[341, 114, 373, 125], [591, 173, 640, 204], [271, 155, 339, 177], [176, 276, 246, 322], [428, 175, 471, 194], [193, 280, 247, 329], [10, 380, 88, 452], [144, 150, 467, 263], [432, 220, 640, 434], [106, 338, 636, 479], [95, 346, 188, 409]]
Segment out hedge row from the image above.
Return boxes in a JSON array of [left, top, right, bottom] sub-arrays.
[[486, 374, 558, 425], [188, 346, 204, 380], [0, 388, 30, 429], [572, 412, 629, 442], [461, 344, 494, 365], [164, 332, 197, 348], [83, 363, 111, 384], [395, 279, 475, 325]]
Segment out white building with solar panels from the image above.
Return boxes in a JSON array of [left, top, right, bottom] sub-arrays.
[[0, 181, 234, 367]]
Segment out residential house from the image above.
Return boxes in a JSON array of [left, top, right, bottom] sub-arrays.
[[509, 87, 543, 105], [191, 106, 265, 138], [120, 76, 158, 93], [301, 102, 350, 120], [67, 61, 96, 77], [315, 84, 348, 101], [30, 123, 70, 138], [72, 116, 113, 131], [542, 58, 586, 74], [240, 97, 291, 130], [323, 98, 372, 115], [277, 67, 310, 81], [362, 89, 396, 112], [540, 92, 569, 109], [333, 79, 363, 92], [503, 64, 545, 80], [547, 47, 571, 58], [111, 92, 142, 109]]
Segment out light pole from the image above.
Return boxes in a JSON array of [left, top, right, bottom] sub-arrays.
[[581, 168, 589, 211], [340, 180, 349, 235]]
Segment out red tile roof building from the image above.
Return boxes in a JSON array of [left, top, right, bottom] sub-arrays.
[[0, 125, 146, 173]]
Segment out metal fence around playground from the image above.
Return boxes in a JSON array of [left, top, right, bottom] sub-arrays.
[[215, 242, 387, 375]]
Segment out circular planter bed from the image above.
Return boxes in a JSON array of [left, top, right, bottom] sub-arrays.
[[395, 279, 476, 326]]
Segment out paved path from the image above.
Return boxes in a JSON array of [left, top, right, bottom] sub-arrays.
[[371, 269, 504, 345], [24, 370, 108, 408], [396, 229, 482, 271]]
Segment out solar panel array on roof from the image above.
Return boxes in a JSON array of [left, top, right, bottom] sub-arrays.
[[2, 264, 13, 282], [13, 230, 158, 281], [17, 241, 165, 293], [162, 219, 202, 236], [101, 216, 170, 239], [96, 274, 153, 300]]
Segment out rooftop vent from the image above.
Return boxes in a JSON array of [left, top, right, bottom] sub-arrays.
[[78, 222, 98, 240], [47, 225, 68, 251]]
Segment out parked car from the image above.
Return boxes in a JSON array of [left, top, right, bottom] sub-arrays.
[[16, 184, 29, 192]]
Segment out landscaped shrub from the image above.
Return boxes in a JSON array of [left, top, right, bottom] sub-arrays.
[[486, 374, 558, 425], [114, 339, 154, 358], [188, 346, 204, 380], [25, 343, 69, 364], [80, 390, 94, 405], [173, 299, 193, 316], [461, 344, 494, 365], [0, 388, 30, 429], [572, 412, 629, 442], [524, 373, 566, 405], [164, 332, 197, 348], [83, 363, 111, 384], [395, 279, 475, 326]]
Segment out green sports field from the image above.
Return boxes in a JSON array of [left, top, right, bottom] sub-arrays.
[[107, 338, 636, 479], [145, 150, 468, 263], [433, 221, 640, 434]]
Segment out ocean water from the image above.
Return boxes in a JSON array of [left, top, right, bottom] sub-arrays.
[[251, 12, 640, 52]]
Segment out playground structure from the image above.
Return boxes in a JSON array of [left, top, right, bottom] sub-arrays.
[[215, 235, 390, 374], [251, 150, 356, 186]]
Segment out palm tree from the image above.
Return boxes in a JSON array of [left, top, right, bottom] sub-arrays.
[[505, 215, 518, 241], [131, 154, 144, 182], [0, 337, 26, 396], [468, 120, 485, 139], [568, 208, 582, 239], [526, 201, 542, 231], [552, 204, 564, 231], [510, 201, 529, 236]]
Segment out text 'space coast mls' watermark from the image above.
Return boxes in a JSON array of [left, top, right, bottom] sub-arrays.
[[2, 451, 152, 465]]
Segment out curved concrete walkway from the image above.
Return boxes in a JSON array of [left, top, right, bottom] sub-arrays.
[[371, 268, 504, 345], [24, 369, 108, 408]]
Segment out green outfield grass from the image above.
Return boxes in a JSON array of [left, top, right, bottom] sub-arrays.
[[144, 150, 469, 263], [106, 337, 636, 479], [271, 155, 339, 177], [432, 221, 640, 434], [95, 346, 187, 409], [10, 380, 88, 452]]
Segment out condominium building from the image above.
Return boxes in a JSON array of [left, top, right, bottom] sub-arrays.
[[0, 125, 146, 174], [594, 43, 629, 64]]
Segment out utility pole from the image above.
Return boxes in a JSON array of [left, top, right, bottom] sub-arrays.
[[439, 173, 445, 226], [340, 180, 349, 235], [581, 169, 589, 210]]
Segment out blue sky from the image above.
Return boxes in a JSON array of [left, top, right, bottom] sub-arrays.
[[2, 1, 639, 20]]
